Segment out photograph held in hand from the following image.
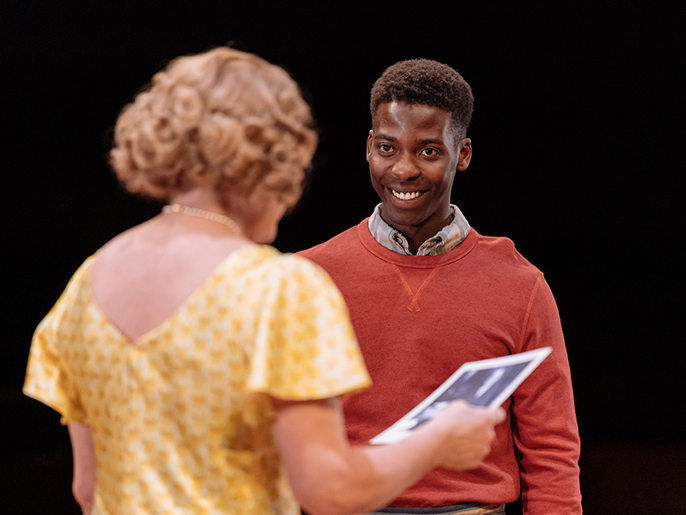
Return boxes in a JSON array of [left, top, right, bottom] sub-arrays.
[[371, 347, 552, 444]]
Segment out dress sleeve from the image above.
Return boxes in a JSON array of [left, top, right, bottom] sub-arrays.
[[247, 254, 371, 400], [23, 262, 90, 425], [511, 273, 582, 514]]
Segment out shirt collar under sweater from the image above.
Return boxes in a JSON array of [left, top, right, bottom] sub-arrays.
[[367, 203, 471, 256]]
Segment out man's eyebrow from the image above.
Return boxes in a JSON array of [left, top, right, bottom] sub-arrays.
[[373, 134, 446, 146], [418, 138, 445, 146]]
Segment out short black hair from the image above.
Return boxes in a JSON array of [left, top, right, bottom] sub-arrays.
[[370, 59, 474, 139]]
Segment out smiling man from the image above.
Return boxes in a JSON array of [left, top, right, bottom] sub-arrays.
[[367, 100, 471, 255], [299, 59, 581, 515]]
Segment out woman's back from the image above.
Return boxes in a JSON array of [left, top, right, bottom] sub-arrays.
[[26, 228, 370, 514], [89, 215, 250, 342]]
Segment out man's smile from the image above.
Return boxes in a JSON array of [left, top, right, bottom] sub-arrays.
[[390, 189, 426, 201]]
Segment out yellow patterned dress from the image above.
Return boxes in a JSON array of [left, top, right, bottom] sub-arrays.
[[24, 245, 371, 515]]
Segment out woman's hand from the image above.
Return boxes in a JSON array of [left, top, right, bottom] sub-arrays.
[[420, 400, 505, 471], [67, 423, 97, 515]]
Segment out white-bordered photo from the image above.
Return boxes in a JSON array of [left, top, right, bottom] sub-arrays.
[[370, 347, 552, 444]]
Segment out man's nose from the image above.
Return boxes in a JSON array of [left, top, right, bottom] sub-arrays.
[[391, 152, 420, 180]]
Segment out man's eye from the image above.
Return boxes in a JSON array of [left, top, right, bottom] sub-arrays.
[[379, 144, 393, 153], [421, 148, 439, 157]]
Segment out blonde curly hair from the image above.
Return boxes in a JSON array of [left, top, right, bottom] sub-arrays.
[[110, 47, 317, 207]]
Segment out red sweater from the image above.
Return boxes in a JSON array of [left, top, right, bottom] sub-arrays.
[[299, 220, 581, 514]]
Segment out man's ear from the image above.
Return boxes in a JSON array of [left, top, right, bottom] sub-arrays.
[[366, 130, 374, 163], [457, 138, 472, 171]]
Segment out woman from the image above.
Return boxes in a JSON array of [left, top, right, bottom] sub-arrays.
[[23, 47, 504, 515]]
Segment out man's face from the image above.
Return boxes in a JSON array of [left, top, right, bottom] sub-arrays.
[[366, 101, 472, 240]]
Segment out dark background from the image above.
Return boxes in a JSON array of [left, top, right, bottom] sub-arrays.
[[3, 1, 685, 513]]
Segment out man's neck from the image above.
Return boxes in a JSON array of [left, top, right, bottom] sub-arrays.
[[381, 214, 454, 255], [367, 204, 470, 257]]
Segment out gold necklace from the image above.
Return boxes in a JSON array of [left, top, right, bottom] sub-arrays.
[[162, 203, 242, 235]]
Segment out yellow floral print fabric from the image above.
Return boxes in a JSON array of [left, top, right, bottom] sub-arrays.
[[23, 245, 371, 515]]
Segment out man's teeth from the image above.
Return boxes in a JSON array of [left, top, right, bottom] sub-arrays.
[[392, 190, 423, 200]]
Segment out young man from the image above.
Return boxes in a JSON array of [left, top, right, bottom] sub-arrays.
[[299, 59, 582, 514]]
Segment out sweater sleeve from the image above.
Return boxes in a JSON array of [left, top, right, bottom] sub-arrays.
[[510, 273, 582, 514]]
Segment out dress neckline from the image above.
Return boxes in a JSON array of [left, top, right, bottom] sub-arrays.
[[84, 244, 264, 346]]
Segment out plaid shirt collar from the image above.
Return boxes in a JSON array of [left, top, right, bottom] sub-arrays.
[[367, 203, 471, 256]]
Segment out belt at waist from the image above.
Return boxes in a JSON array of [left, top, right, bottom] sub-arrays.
[[372, 502, 504, 514]]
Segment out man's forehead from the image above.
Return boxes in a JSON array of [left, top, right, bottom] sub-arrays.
[[376, 100, 450, 113], [373, 102, 453, 134]]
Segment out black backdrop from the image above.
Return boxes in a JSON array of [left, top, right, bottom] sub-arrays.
[[3, 1, 685, 513]]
